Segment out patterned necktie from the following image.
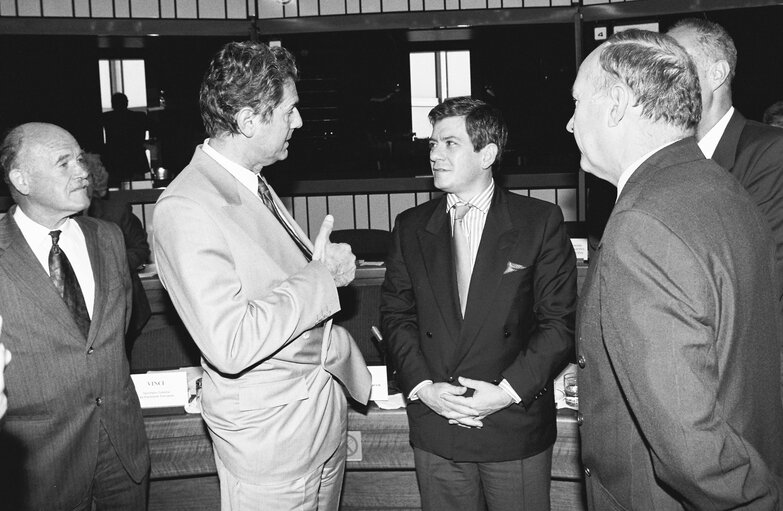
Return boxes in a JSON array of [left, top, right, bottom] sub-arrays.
[[48, 230, 91, 339], [257, 176, 312, 261], [452, 203, 472, 317]]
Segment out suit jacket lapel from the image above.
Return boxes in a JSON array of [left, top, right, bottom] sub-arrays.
[[453, 189, 516, 366], [195, 151, 308, 276], [0, 209, 85, 342], [77, 217, 105, 345], [418, 198, 461, 342], [711, 110, 745, 171], [266, 184, 314, 254]]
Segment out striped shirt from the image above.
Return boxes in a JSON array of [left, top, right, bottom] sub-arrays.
[[446, 180, 495, 276]]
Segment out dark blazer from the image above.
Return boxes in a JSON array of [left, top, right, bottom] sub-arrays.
[[0, 209, 149, 510], [381, 187, 577, 462], [712, 109, 783, 306], [577, 138, 783, 510], [86, 196, 151, 341]]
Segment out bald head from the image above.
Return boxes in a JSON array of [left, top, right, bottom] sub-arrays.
[[567, 29, 701, 184], [1, 122, 90, 228]]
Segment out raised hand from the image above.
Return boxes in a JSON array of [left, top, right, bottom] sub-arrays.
[[312, 215, 356, 287]]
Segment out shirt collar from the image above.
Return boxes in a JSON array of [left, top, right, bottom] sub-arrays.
[[616, 140, 679, 200], [201, 138, 260, 196], [13, 205, 76, 241], [446, 180, 494, 214], [698, 106, 734, 158]]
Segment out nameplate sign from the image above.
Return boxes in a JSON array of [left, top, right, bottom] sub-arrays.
[[570, 238, 588, 262], [131, 371, 188, 409], [368, 365, 389, 401]]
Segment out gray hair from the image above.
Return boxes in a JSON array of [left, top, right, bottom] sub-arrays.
[[0, 125, 25, 195], [199, 41, 298, 138], [670, 18, 737, 86], [596, 29, 701, 133]]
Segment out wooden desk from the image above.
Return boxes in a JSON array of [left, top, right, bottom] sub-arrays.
[[137, 263, 588, 509], [145, 407, 585, 511]]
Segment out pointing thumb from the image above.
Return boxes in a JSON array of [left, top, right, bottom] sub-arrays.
[[312, 214, 334, 261]]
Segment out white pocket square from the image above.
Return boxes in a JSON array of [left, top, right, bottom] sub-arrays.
[[504, 261, 527, 274]]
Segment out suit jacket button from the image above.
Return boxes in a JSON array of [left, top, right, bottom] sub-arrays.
[[425, 331, 433, 338], [577, 355, 586, 368], [503, 329, 511, 338], [584, 467, 591, 478], [87, 348, 94, 355], [95, 397, 103, 406], [576, 412, 583, 426], [447, 376, 454, 383]]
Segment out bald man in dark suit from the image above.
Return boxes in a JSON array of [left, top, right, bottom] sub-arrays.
[[0, 122, 149, 510]]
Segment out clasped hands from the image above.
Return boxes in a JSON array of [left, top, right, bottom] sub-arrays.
[[418, 376, 514, 429], [312, 215, 356, 287]]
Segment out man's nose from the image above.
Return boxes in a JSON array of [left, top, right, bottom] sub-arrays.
[[292, 108, 303, 129], [566, 116, 575, 134]]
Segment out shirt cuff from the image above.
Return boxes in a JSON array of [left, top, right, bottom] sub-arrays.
[[408, 380, 433, 401], [498, 378, 521, 404]]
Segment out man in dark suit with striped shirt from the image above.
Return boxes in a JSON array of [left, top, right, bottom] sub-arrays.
[[381, 97, 576, 511]]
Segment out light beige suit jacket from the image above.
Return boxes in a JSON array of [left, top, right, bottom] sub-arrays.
[[153, 146, 356, 483]]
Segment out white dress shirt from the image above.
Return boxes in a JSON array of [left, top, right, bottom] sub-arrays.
[[13, 207, 95, 318], [698, 106, 734, 159]]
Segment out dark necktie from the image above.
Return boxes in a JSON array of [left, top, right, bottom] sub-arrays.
[[452, 203, 471, 317], [48, 230, 91, 339], [257, 176, 312, 261]]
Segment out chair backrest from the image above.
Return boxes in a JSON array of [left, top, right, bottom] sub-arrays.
[[331, 229, 392, 262]]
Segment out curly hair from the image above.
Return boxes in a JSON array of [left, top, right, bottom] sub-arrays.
[[428, 96, 508, 166], [596, 29, 702, 133], [199, 41, 298, 137]]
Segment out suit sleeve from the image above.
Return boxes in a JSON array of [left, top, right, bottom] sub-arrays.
[[734, 135, 783, 301], [380, 216, 433, 395], [600, 210, 779, 509], [117, 203, 151, 272], [152, 194, 340, 375], [500, 205, 577, 405]]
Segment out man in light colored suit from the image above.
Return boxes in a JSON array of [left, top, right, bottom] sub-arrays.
[[570, 30, 783, 509], [0, 122, 150, 510], [381, 97, 576, 511], [153, 41, 371, 510]]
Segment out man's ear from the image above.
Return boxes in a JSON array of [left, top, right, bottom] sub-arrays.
[[235, 107, 259, 138], [8, 168, 30, 196], [479, 143, 498, 170], [709, 60, 731, 91], [608, 83, 630, 127]]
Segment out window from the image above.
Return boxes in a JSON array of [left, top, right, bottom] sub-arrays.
[[98, 59, 148, 111], [98, 58, 153, 173], [409, 50, 471, 139]]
